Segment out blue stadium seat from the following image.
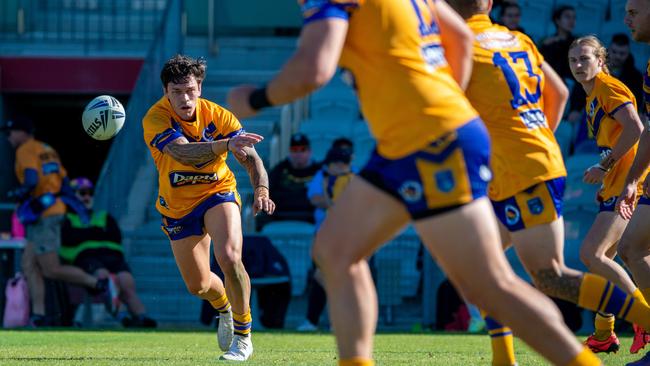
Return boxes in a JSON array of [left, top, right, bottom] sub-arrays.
[[299, 118, 355, 161], [554, 120, 575, 159], [518, 0, 556, 41], [573, 0, 609, 36], [261, 221, 315, 296], [375, 225, 421, 299], [564, 153, 601, 212], [309, 71, 359, 121]]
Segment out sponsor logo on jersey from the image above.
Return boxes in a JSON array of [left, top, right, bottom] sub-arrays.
[[169, 171, 218, 187], [527, 197, 544, 215], [399, 181, 423, 203], [505, 204, 520, 226]]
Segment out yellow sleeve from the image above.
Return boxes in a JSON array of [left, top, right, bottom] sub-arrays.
[[218, 108, 244, 138], [601, 80, 635, 117], [144, 110, 183, 153], [16, 144, 39, 171]]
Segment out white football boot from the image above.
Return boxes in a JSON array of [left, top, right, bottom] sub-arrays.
[[217, 309, 234, 351], [219, 334, 253, 361]]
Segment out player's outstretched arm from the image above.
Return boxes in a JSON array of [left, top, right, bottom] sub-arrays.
[[163, 133, 263, 166], [436, 0, 474, 90], [540, 61, 569, 132], [227, 18, 348, 119], [233, 147, 275, 216]]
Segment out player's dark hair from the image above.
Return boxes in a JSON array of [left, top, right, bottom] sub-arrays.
[[160, 54, 207, 88], [446, 0, 490, 20], [552, 5, 575, 24]]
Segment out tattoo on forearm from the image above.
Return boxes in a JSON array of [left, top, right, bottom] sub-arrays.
[[236, 148, 269, 189], [532, 268, 582, 303], [166, 142, 215, 166]]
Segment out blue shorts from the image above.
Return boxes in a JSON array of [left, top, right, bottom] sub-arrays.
[[160, 192, 241, 241], [639, 196, 650, 206], [359, 118, 491, 220], [599, 196, 618, 212], [491, 177, 565, 232]]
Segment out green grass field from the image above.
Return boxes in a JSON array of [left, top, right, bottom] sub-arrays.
[[0, 329, 642, 365]]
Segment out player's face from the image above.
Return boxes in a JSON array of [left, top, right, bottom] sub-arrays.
[[164, 76, 202, 121], [608, 43, 630, 68], [288, 145, 312, 169], [568, 45, 602, 84], [625, 0, 650, 42]]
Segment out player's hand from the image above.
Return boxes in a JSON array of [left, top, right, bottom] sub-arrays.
[[616, 183, 637, 220], [227, 85, 258, 119], [253, 186, 275, 216], [228, 132, 263, 159], [583, 166, 606, 184]]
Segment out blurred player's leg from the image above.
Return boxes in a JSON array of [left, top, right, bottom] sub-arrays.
[[415, 198, 599, 366], [205, 202, 253, 361], [313, 177, 410, 365]]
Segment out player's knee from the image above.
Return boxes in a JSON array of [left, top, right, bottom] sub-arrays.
[[579, 246, 600, 269], [185, 280, 211, 296]]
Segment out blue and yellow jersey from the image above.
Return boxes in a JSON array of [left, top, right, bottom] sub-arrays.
[[465, 15, 566, 200], [585, 71, 647, 200], [325, 171, 354, 202], [143, 97, 243, 219], [643, 60, 650, 118], [15, 138, 67, 217], [299, 0, 479, 159]]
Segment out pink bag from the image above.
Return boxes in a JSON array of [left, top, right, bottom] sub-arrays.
[[11, 211, 25, 239], [3, 273, 30, 328]]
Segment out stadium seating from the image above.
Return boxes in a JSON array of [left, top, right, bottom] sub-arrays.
[[563, 208, 596, 272], [518, 0, 556, 41], [573, 0, 610, 36], [554, 120, 575, 159], [261, 221, 315, 296], [564, 153, 601, 212]]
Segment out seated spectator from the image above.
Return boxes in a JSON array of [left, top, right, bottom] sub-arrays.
[[297, 145, 354, 331], [539, 5, 577, 84], [608, 33, 644, 105], [4, 116, 111, 327], [60, 177, 156, 328], [258, 133, 321, 230], [497, 1, 526, 34]]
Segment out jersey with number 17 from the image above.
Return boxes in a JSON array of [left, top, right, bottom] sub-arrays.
[[299, 0, 479, 159], [465, 15, 566, 201]]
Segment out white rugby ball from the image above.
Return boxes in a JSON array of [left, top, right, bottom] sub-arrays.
[[82, 95, 126, 140]]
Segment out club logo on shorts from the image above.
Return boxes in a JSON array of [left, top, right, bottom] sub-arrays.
[[435, 170, 455, 193], [603, 197, 616, 207], [505, 204, 521, 226], [399, 181, 423, 203], [527, 197, 544, 215], [169, 171, 218, 187]]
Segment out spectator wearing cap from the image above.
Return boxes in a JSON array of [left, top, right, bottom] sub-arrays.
[[259, 133, 321, 230], [298, 143, 355, 332], [60, 177, 156, 328], [3, 116, 112, 326]]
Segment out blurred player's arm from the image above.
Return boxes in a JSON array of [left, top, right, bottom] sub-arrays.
[[436, 0, 474, 90], [7, 168, 38, 201], [540, 61, 569, 132], [227, 18, 348, 119], [623, 129, 650, 188], [233, 146, 275, 215], [163, 133, 263, 166]]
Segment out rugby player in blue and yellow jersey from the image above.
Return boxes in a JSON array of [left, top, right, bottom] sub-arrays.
[[615, 1, 650, 364], [568, 35, 650, 355], [449, 1, 650, 364], [143, 55, 275, 361], [227, 1, 600, 365]]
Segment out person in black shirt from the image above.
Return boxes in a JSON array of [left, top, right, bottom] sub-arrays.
[[258, 133, 321, 230], [539, 5, 577, 83]]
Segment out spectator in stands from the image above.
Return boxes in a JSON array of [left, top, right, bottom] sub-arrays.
[[497, 1, 526, 34], [4, 116, 112, 327], [259, 133, 321, 230], [60, 177, 156, 328], [608, 33, 644, 106], [539, 5, 577, 83], [298, 143, 355, 332]]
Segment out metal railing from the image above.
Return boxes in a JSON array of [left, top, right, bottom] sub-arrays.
[[0, 0, 166, 53], [93, 0, 183, 220]]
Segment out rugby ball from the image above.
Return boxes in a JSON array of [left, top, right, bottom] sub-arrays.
[[82, 95, 126, 140]]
